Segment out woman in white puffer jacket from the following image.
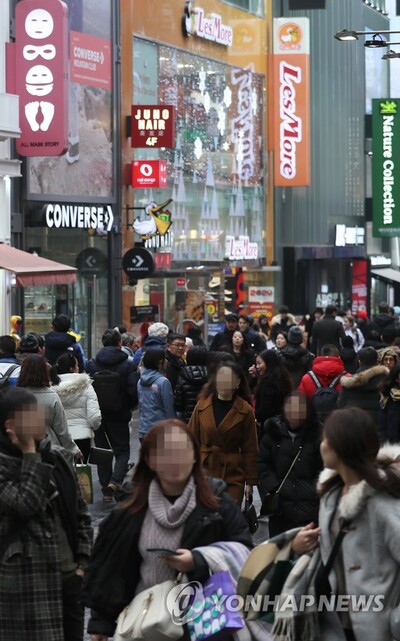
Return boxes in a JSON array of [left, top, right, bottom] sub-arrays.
[[51, 351, 102, 461]]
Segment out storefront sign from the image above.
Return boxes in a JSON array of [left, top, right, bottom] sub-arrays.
[[131, 105, 175, 148], [133, 199, 172, 241], [131, 160, 167, 188], [372, 99, 400, 237], [351, 260, 368, 316], [370, 255, 391, 267], [130, 305, 159, 322], [44, 203, 114, 231], [335, 225, 365, 246], [272, 18, 310, 186], [122, 247, 155, 280], [225, 235, 258, 260], [182, 3, 233, 47], [249, 286, 274, 304], [76, 247, 107, 277], [14, 0, 68, 156], [70, 32, 112, 90]]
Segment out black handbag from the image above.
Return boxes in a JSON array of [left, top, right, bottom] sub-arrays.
[[88, 430, 113, 465], [242, 496, 259, 534], [260, 446, 302, 517]]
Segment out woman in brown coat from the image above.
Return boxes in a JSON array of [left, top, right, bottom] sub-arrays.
[[188, 361, 258, 504]]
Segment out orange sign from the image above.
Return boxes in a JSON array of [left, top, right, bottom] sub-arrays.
[[272, 18, 310, 187]]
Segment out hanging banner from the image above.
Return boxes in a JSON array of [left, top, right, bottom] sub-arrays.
[[351, 260, 368, 316], [272, 18, 310, 187], [372, 99, 400, 237]]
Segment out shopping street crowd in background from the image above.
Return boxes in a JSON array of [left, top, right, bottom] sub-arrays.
[[1, 302, 400, 641]]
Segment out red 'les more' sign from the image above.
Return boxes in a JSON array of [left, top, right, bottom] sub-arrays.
[[15, 0, 68, 156], [131, 105, 175, 148]]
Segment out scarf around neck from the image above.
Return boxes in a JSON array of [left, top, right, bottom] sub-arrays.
[[148, 475, 197, 528]]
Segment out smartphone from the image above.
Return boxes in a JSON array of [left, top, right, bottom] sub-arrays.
[[146, 548, 179, 556]]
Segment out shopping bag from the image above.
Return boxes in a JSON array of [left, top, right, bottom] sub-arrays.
[[76, 463, 93, 503], [186, 571, 244, 641]]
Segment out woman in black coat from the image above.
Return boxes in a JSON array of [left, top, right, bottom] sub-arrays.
[[257, 391, 323, 537], [377, 362, 400, 443], [251, 349, 292, 431], [174, 347, 208, 422], [227, 330, 256, 382], [81, 419, 252, 640]]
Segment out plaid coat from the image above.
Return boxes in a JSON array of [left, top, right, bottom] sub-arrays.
[[0, 447, 92, 641]]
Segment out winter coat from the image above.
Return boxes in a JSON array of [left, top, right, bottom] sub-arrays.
[[44, 331, 84, 371], [254, 374, 291, 425], [317, 445, 400, 641], [337, 365, 390, 420], [188, 395, 258, 504], [164, 350, 185, 391], [52, 372, 102, 441], [174, 365, 208, 422], [230, 348, 256, 379], [257, 415, 322, 535], [298, 356, 346, 398], [270, 313, 297, 341], [0, 443, 92, 641], [132, 335, 167, 370], [377, 393, 400, 443], [0, 356, 20, 386], [24, 386, 78, 456], [209, 328, 235, 352], [242, 329, 265, 355], [311, 316, 346, 355], [369, 312, 395, 336], [81, 477, 253, 638], [86, 346, 138, 421], [280, 345, 314, 388], [137, 367, 175, 437]]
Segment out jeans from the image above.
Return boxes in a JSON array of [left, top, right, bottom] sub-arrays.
[[62, 573, 84, 641], [95, 420, 130, 490]]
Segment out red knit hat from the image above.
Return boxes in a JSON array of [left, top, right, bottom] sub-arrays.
[[357, 310, 368, 319]]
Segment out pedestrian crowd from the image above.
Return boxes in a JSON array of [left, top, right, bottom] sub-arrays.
[[1, 304, 400, 641]]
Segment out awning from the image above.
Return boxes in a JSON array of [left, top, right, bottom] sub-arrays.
[[371, 267, 400, 284], [0, 244, 77, 287]]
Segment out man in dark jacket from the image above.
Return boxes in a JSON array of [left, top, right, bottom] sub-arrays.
[[369, 301, 395, 336], [86, 328, 138, 501], [280, 326, 314, 388], [209, 313, 238, 351], [311, 305, 346, 355], [337, 346, 389, 420], [165, 333, 186, 391], [44, 314, 84, 371]]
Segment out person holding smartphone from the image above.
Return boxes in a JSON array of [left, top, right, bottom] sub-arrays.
[[81, 418, 253, 641]]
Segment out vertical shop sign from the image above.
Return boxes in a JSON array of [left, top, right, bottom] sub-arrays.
[[14, 0, 68, 156], [372, 99, 400, 237], [272, 18, 310, 186], [351, 260, 368, 316], [131, 105, 175, 148]]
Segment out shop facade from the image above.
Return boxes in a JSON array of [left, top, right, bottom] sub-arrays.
[[121, 0, 275, 341]]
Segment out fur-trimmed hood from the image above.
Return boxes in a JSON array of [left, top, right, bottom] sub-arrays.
[[340, 364, 389, 389], [271, 312, 297, 327], [318, 443, 400, 520], [52, 372, 93, 399]]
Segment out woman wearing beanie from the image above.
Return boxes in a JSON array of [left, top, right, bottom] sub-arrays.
[[280, 325, 314, 389]]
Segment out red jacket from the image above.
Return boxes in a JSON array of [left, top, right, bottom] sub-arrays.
[[298, 356, 347, 398]]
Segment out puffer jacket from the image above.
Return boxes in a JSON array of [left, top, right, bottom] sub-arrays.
[[44, 331, 84, 371], [257, 415, 323, 536], [337, 365, 390, 420], [298, 356, 346, 397], [52, 373, 102, 441], [174, 365, 208, 422], [280, 346, 314, 388], [137, 368, 175, 436]]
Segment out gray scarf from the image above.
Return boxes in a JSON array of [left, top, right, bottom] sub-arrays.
[[137, 476, 197, 592]]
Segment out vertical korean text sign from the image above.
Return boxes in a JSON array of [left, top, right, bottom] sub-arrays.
[[272, 17, 310, 187], [14, 0, 68, 157], [372, 99, 400, 237]]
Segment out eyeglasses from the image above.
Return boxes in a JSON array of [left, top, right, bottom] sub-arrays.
[[170, 342, 185, 349]]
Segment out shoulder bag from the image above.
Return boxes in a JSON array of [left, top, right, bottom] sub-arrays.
[[260, 447, 302, 517]]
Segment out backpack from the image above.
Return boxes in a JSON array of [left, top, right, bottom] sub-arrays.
[[91, 367, 124, 414], [0, 364, 20, 391], [307, 370, 343, 422]]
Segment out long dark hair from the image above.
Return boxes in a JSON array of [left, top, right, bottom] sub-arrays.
[[231, 330, 251, 354], [200, 360, 252, 405], [319, 407, 400, 498], [255, 349, 292, 397], [50, 351, 78, 385], [122, 419, 219, 513], [17, 354, 50, 388]]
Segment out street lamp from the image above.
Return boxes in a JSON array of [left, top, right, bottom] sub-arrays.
[[334, 29, 400, 58], [382, 49, 400, 59]]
